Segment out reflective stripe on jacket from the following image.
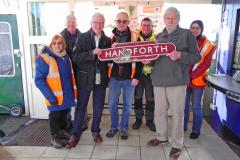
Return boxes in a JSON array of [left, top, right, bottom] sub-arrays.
[[39, 54, 77, 106], [139, 32, 156, 75], [191, 38, 216, 86], [108, 31, 139, 78]]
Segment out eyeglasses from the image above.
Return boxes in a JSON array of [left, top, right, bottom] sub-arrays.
[[116, 20, 128, 24], [52, 41, 63, 45], [191, 26, 201, 30]]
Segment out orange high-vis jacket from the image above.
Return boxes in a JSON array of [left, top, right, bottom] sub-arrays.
[[108, 32, 139, 78], [39, 54, 77, 106], [191, 38, 216, 86]]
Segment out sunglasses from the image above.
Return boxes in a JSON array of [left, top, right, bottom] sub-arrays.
[[116, 20, 128, 24]]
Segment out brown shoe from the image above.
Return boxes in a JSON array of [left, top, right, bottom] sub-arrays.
[[147, 139, 168, 146], [169, 148, 181, 159], [65, 135, 80, 149], [92, 133, 102, 144]]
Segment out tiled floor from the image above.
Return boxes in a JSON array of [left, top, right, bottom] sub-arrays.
[[0, 116, 239, 160]]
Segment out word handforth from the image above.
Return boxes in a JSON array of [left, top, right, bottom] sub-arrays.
[[98, 41, 176, 63]]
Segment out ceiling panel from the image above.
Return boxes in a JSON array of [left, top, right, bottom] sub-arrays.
[[94, 0, 164, 6]]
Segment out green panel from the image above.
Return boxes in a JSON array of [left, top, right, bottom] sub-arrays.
[[0, 14, 24, 111]]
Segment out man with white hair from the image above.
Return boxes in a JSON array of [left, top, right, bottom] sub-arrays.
[[60, 14, 88, 133], [66, 12, 111, 149], [147, 7, 201, 159]]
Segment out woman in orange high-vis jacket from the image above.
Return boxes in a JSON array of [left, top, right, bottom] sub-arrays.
[[35, 34, 77, 149], [184, 20, 216, 139]]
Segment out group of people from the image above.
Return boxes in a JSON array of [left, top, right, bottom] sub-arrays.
[[35, 6, 216, 160]]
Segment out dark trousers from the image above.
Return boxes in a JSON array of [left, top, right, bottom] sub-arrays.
[[49, 109, 69, 135], [72, 85, 106, 137], [134, 74, 155, 121]]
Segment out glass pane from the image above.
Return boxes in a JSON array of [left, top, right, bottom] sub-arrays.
[[233, 15, 240, 69], [0, 23, 10, 32], [30, 44, 42, 78], [0, 23, 14, 77], [27, 2, 68, 36]]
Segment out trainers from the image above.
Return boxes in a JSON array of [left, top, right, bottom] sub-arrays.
[[51, 134, 64, 149], [120, 130, 128, 140], [169, 148, 181, 159], [132, 119, 142, 129], [147, 139, 168, 146], [189, 132, 200, 139], [106, 129, 118, 137], [146, 121, 156, 132]]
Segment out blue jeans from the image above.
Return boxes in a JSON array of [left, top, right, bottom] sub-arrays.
[[72, 85, 106, 137], [184, 87, 204, 134], [108, 78, 135, 131]]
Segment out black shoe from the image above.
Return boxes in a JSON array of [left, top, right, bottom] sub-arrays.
[[120, 130, 128, 140], [0, 129, 5, 138], [169, 147, 181, 159], [132, 119, 142, 130], [106, 129, 118, 137], [81, 124, 88, 132], [51, 134, 64, 149], [147, 139, 168, 146], [59, 129, 71, 139], [146, 121, 156, 132], [189, 132, 200, 139]]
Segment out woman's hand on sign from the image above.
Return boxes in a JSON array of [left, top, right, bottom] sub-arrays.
[[93, 48, 102, 55]]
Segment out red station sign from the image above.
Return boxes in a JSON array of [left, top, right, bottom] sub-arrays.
[[98, 41, 176, 63]]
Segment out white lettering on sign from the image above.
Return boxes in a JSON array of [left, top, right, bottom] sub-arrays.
[[161, 45, 168, 52], [104, 45, 170, 58]]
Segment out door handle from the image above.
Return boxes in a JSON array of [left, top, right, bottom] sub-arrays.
[[14, 49, 22, 57]]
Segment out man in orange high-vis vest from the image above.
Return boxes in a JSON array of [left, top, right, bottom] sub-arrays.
[[184, 20, 217, 140], [106, 12, 143, 140], [35, 34, 77, 149]]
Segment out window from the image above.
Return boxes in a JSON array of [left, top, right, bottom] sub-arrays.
[[233, 10, 240, 69], [0, 22, 15, 77], [27, 2, 68, 36]]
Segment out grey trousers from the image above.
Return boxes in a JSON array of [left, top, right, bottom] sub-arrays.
[[154, 86, 186, 149]]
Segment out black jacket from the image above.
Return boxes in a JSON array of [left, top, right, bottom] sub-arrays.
[[110, 27, 143, 80], [60, 28, 81, 77], [72, 29, 111, 90]]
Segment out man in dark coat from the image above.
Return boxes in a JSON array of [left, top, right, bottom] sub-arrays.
[[66, 12, 111, 149], [60, 14, 88, 132]]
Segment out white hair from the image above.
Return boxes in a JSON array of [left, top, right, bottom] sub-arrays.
[[164, 7, 180, 20], [66, 14, 76, 22], [91, 12, 105, 22]]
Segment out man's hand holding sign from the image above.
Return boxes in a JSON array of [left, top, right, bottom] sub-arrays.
[[98, 41, 176, 63]]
